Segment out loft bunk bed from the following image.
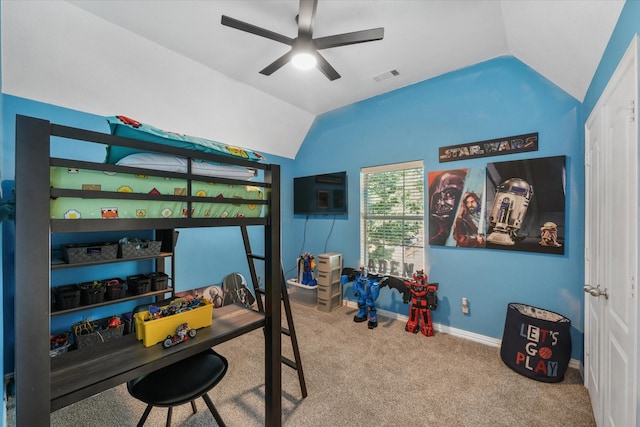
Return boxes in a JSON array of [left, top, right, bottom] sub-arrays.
[[14, 115, 283, 426]]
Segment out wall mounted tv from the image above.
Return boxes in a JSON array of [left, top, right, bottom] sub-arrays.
[[294, 171, 348, 216]]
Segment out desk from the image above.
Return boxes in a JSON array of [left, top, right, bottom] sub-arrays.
[[50, 304, 265, 411]]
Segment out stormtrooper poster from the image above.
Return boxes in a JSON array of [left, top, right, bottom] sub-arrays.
[[485, 156, 566, 254], [428, 168, 486, 247]]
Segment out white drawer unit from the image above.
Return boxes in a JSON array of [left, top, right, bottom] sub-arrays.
[[317, 252, 342, 273], [316, 252, 342, 312], [317, 281, 341, 300], [318, 293, 342, 312], [317, 269, 342, 286]]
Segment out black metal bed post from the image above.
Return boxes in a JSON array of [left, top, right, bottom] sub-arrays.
[[15, 115, 52, 425], [264, 164, 282, 427]]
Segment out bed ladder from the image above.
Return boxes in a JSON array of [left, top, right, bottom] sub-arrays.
[[240, 225, 308, 399]]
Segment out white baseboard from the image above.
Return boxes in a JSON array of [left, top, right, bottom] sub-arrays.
[[343, 300, 581, 372]]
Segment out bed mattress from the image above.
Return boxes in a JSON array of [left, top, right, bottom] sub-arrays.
[[50, 166, 263, 220]]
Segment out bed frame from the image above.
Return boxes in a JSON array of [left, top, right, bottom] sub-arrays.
[[14, 115, 283, 425]]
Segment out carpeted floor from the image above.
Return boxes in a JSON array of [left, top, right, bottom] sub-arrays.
[[15, 301, 594, 426]]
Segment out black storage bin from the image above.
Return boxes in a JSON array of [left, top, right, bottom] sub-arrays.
[[149, 272, 169, 291], [121, 312, 134, 335], [104, 278, 126, 300], [53, 284, 80, 310], [500, 302, 572, 382], [127, 274, 151, 295], [79, 281, 105, 305]]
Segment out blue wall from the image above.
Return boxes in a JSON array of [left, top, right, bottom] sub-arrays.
[[1, 95, 295, 373], [294, 56, 585, 361], [3, 0, 637, 376], [584, 0, 639, 118]]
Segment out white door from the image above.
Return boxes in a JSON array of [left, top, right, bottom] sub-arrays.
[[584, 36, 638, 427], [585, 102, 605, 424]]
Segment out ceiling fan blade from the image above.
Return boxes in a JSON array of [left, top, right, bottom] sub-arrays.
[[315, 51, 341, 81], [315, 27, 384, 50], [297, 0, 318, 37], [221, 15, 293, 46], [259, 50, 295, 76]]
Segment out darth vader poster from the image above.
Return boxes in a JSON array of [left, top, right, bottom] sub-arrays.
[[428, 156, 566, 254], [428, 168, 486, 247]]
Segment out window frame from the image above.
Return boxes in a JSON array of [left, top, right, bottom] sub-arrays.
[[360, 160, 424, 277]]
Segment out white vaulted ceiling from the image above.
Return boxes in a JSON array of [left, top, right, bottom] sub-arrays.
[[2, 1, 625, 158]]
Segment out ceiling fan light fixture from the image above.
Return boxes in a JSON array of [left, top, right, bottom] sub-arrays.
[[291, 52, 317, 70], [221, 0, 384, 80]]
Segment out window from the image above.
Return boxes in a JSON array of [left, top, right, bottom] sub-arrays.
[[361, 161, 424, 277]]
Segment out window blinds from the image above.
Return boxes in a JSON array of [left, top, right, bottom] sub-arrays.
[[360, 161, 424, 276]]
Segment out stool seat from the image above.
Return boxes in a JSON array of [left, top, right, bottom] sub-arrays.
[[128, 349, 228, 427]]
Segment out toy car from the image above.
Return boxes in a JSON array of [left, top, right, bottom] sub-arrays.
[[162, 322, 197, 349]]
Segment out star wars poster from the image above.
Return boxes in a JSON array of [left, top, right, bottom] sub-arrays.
[[485, 156, 565, 254], [428, 168, 486, 247]]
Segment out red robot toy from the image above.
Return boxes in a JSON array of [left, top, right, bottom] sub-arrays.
[[403, 270, 438, 336]]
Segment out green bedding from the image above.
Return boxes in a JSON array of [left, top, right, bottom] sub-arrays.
[[50, 166, 263, 220], [106, 115, 267, 164]]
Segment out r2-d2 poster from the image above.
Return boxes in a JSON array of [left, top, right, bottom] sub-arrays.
[[428, 168, 486, 247], [485, 155, 566, 254]]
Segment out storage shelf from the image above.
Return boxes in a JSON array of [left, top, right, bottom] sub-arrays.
[[51, 288, 173, 317], [51, 252, 172, 270]]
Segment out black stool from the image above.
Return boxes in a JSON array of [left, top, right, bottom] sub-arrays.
[[127, 349, 228, 427]]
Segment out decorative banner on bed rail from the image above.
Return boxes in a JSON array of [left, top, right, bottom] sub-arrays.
[[438, 132, 538, 163]]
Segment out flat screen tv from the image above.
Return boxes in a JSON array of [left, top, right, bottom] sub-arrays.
[[294, 171, 347, 216]]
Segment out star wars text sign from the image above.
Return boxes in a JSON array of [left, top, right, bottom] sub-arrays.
[[438, 133, 538, 163]]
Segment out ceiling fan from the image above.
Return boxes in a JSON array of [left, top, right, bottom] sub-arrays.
[[221, 0, 384, 81]]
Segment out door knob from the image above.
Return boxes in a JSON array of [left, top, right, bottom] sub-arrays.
[[587, 285, 609, 299]]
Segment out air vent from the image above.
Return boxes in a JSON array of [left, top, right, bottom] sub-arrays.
[[372, 69, 399, 82]]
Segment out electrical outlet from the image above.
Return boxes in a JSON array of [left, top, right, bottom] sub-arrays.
[[461, 297, 469, 314]]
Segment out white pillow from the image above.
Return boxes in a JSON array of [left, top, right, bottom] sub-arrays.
[[115, 152, 257, 180]]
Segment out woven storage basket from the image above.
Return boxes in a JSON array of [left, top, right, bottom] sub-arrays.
[[73, 316, 124, 349], [118, 240, 161, 259], [127, 274, 151, 295], [79, 281, 105, 305], [62, 242, 118, 264], [53, 285, 81, 310], [149, 272, 169, 291], [104, 278, 126, 300]]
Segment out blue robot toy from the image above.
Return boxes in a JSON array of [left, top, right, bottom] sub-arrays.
[[298, 253, 317, 286], [341, 267, 387, 329]]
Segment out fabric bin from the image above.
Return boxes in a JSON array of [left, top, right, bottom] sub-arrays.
[[53, 284, 80, 310], [104, 278, 126, 300], [500, 302, 572, 382], [119, 240, 161, 259], [73, 316, 124, 349], [149, 272, 169, 291], [122, 312, 134, 335], [62, 242, 118, 264], [127, 274, 151, 295], [79, 281, 105, 305]]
